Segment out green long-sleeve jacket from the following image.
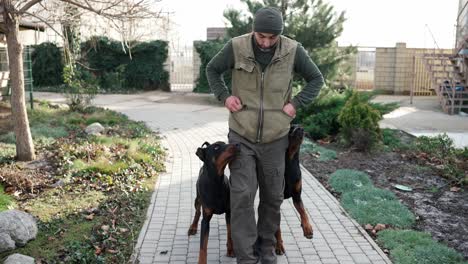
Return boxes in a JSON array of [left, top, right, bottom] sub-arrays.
[[206, 37, 324, 110]]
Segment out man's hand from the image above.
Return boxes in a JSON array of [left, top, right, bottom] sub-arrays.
[[225, 96, 243, 112], [283, 103, 296, 118]]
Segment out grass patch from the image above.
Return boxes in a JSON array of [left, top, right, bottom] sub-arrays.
[[0, 185, 16, 212], [301, 138, 337, 161], [84, 109, 129, 126], [23, 189, 106, 222], [341, 187, 415, 228], [0, 143, 15, 164], [377, 230, 467, 264], [382, 128, 403, 151], [328, 169, 373, 193], [3, 215, 103, 262]]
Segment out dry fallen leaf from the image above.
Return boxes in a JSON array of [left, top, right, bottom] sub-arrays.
[[85, 214, 95, 220], [95, 246, 102, 255], [364, 224, 374, 231], [450, 187, 461, 192], [101, 225, 110, 232]]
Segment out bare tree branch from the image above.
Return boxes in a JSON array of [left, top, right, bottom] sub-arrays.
[[24, 11, 64, 38], [18, 0, 43, 14]]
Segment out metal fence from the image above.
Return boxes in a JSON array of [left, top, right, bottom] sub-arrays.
[[169, 45, 194, 92]]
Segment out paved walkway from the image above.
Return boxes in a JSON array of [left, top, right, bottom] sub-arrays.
[[36, 92, 392, 264], [374, 95, 468, 148]]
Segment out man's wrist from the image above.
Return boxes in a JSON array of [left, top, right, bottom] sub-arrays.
[[219, 92, 231, 105], [290, 98, 300, 110]]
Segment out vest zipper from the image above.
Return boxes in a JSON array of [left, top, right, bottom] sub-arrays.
[[256, 71, 265, 143]]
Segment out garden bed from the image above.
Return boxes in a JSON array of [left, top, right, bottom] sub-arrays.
[[0, 101, 165, 263], [300, 133, 468, 260]]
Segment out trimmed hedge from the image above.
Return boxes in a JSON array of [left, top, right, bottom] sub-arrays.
[[31, 37, 169, 92], [193, 40, 231, 93], [32, 42, 64, 87], [82, 36, 169, 91]]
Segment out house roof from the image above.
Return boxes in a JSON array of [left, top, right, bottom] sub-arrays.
[[0, 10, 45, 33]]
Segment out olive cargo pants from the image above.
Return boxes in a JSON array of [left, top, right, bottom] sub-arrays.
[[228, 130, 288, 264]]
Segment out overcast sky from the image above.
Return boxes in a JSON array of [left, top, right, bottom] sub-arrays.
[[160, 0, 460, 49]]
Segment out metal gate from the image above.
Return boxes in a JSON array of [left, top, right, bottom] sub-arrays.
[[169, 45, 194, 92], [354, 47, 375, 90]]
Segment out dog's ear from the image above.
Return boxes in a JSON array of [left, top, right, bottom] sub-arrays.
[[196, 147, 205, 162]]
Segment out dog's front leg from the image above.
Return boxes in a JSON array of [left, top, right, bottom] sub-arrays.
[[198, 207, 213, 264], [225, 211, 234, 257], [188, 196, 202, 235], [292, 184, 313, 239], [275, 227, 285, 255]]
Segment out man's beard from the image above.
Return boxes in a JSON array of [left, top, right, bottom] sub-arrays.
[[255, 39, 278, 53]]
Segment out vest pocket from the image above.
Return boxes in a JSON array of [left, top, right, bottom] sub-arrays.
[[261, 109, 293, 142], [233, 62, 257, 92], [230, 108, 258, 140]]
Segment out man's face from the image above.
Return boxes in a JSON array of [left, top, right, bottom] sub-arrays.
[[254, 32, 279, 50]]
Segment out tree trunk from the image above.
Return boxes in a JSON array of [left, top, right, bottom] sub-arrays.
[[4, 6, 36, 161]]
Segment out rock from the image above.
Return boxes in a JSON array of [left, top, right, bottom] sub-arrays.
[[85, 122, 105, 135], [3, 253, 35, 264], [0, 233, 15, 252], [51, 179, 65, 188], [48, 103, 69, 110], [0, 210, 38, 253], [374, 223, 386, 232]]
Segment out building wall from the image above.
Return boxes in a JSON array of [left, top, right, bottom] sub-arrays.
[[373, 43, 452, 95]]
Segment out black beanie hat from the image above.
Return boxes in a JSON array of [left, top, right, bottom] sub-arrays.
[[253, 7, 283, 35]]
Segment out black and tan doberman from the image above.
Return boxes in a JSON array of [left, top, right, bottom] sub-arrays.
[[188, 141, 240, 264], [275, 125, 314, 255]]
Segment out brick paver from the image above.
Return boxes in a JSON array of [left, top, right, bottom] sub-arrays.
[[37, 92, 392, 264]]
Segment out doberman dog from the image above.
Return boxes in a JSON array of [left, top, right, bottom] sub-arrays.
[[188, 141, 240, 264], [275, 124, 314, 255]]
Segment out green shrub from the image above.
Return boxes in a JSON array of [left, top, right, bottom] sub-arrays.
[[338, 91, 382, 151], [328, 169, 372, 193], [194, 40, 230, 93], [382, 128, 404, 150], [295, 89, 349, 139], [377, 230, 467, 264], [82, 36, 169, 91], [32, 42, 64, 87], [341, 187, 415, 228], [370, 101, 400, 115], [413, 134, 455, 159]]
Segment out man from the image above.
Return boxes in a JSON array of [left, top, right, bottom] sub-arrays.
[[206, 6, 324, 264]]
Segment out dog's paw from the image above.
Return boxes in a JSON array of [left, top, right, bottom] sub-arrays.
[[187, 227, 197, 236], [226, 249, 235, 257], [302, 224, 313, 239], [275, 243, 285, 255]]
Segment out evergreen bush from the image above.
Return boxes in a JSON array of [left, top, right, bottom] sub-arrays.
[[338, 91, 382, 151], [193, 40, 230, 93], [32, 42, 64, 87]]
